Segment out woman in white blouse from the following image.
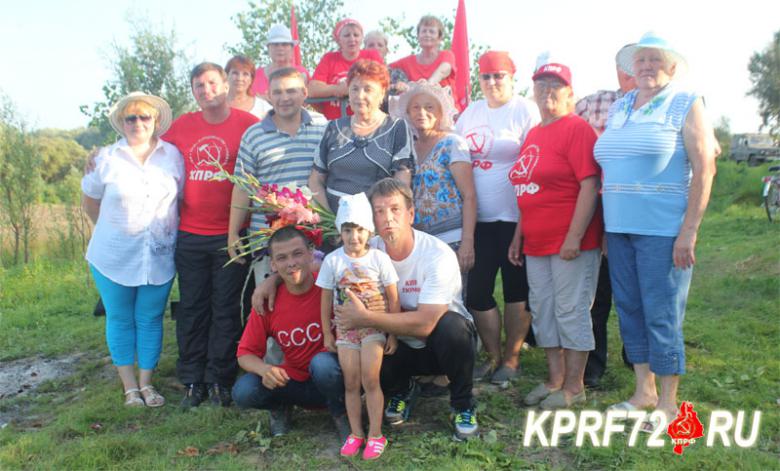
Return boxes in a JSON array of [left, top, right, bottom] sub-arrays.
[[82, 92, 184, 408]]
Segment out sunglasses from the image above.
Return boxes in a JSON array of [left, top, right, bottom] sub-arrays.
[[479, 72, 509, 81], [124, 114, 153, 124]]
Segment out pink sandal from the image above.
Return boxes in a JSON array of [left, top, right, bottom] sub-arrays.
[[340, 434, 365, 457], [362, 435, 387, 460]]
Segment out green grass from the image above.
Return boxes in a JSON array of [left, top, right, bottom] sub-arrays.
[[1, 160, 778, 469]]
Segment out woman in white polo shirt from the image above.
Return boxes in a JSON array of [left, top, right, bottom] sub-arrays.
[[82, 92, 183, 408]]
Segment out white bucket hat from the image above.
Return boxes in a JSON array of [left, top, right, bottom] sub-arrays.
[[335, 192, 375, 233], [616, 31, 687, 77], [108, 91, 173, 138], [389, 80, 457, 133], [266, 24, 298, 46]]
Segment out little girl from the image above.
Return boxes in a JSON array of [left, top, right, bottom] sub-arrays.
[[316, 193, 400, 460]]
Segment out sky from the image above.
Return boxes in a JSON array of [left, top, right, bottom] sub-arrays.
[[1, 0, 777, 133]]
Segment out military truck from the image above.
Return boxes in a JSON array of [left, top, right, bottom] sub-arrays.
[[731, 133, 780, 166]]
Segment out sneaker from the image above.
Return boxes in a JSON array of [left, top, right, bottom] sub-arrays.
[[490, 365, 519, 387], [362, 435, 387, 460], [269, 406, 293, 437], [180, 383, 208, 409], [472, 360, 495, 381], [384, 380, 420, 425], [208, 383, 232, 407], [332, 414, 351, 443], [340, 434, 365, 457], [452, 408, 479, 441]]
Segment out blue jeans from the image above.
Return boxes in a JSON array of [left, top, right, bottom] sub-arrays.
[[308, 352, 346, 416], [232, 372, 342, 415], [90, 265, 174, 369], [606, 233, 692, 375]]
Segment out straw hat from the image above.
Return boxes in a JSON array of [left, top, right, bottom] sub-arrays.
[[266, 24, 298, 45], [616, 31, 687, 77], [108, 92, 172, 137], [389, 80, 457, 132]]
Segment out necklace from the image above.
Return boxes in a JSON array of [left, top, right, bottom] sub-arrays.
[[351, 113, 384, 129]]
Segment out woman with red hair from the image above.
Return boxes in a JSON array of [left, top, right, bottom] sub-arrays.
[[309, 18, 384, 120], [309, 60, 413, 213]]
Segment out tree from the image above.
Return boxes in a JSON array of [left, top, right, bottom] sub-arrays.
[[81, 18, 194, 144], [0, 93, 43, 265], [227, 0, 345, 73], [747, 30, 780, 138], [378, 12, 489, 101], [713, 116, 732, 158]]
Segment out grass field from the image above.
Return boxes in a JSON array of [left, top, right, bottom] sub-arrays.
[[0, 161, 778, 470]]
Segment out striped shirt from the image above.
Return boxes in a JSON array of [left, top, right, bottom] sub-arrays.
[[594, 83, 698, 236], [236, 109, 327, 233]]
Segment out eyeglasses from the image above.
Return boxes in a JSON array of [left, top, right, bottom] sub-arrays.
[[479, 72, 509, 82], [124, 114, 153, 124], [534, 79, 566, 91]]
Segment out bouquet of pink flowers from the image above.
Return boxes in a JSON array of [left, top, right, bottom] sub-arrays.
[[211, 163, 337, 262]]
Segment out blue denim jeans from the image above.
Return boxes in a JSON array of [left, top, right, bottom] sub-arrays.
[[606, 233, 692, 375], [308, 352, 346, 416], [232, 372, 343, 416]]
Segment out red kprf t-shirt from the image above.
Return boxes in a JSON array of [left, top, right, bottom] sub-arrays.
[[236, 277, 325, 382], [509, 114, 603, 256], [390, 50, 461, 111], [312, 49, 384, 120], [163, 109, 259, 235]]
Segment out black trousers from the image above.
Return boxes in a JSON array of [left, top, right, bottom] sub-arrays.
[[380, 312, 477, 411], [174, 231, 249, 386], [584, 256, 612, 381]]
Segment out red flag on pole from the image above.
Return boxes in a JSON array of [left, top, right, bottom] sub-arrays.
[[290, 3, 302, 67], [451, 0, 470, 111]]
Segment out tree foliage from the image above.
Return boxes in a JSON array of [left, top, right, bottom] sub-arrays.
[[379, 12, 489, 101], [0, 94, 42, 265], [747, 30, 780, 138], [81, 18, 194, 145], [227, 0, 345, 73], [713, 116, 732, 158]]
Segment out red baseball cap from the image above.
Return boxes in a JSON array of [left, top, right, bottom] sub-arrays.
[[532, 62, 572, 86], [478, 51, 516, 75]]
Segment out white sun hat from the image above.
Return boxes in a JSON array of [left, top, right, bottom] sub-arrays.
[[335, 192, 375, 233], [108, 91, 173, 138], [389, 80, 457, 132], [616, 31, 687, 77]]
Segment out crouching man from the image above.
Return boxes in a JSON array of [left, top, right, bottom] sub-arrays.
[[232, 226, 349, 440]]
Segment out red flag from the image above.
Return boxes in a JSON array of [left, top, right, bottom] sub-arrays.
[[451, 0, 470, 111], [290, 3, 302, 67]]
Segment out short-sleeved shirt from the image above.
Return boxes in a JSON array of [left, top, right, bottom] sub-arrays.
[[390, 50, 461, 110], [82, 138, 184, 286], [412, 133, 471, 243], [316, 247, 398, 305], [455, 96, 540, 223], [575, 89, 623, 135], [236, 278, 325, 382], [373, 229, 471, 349], [594, 84, 698, 236], [509, 114, 603, 256], [250, 64, 310, 97], [236, 109, 327, 234], [311, 49, 384, 120], [313, 116, 414, 211], [162, 109, 259, 235]]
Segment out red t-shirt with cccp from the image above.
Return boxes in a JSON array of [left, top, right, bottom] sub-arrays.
[[236, 276, 326, 382], [508, 114, 603, 256], [163, 109, 259, 235], [312, 49, 384, 120], [390, 50, 462, 111]]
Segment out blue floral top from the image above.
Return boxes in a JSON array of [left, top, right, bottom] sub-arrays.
[[412, 133, 471, 243]]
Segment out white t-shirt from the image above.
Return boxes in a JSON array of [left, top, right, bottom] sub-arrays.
[[316, 247, 399, 305], [374, 229, 471, 348], [82, 138, 184, 286], [455, 96, 540, 222]]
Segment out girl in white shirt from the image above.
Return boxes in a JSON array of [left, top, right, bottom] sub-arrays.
[[82, 92, 183, 408]]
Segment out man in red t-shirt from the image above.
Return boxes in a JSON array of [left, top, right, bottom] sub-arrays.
[[162, 62, 259, 409], [232, 226, 348, 439]]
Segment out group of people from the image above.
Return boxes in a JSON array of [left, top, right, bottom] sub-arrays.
[[82, 12, 720, 460]]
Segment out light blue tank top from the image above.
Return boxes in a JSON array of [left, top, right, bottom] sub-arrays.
[[594, 83, 697, 236]]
